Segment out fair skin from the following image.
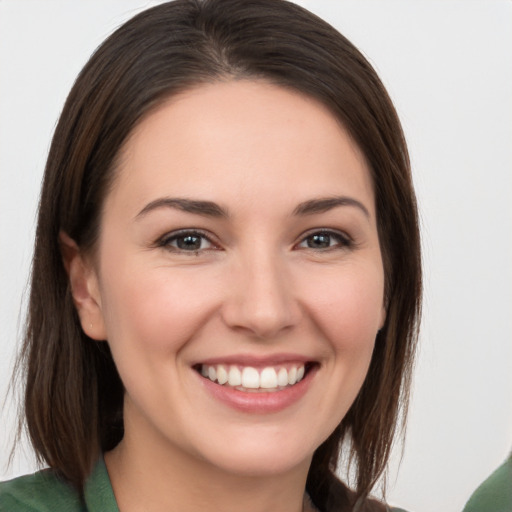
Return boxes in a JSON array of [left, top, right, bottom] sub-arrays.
[[63, 80, 386, 512]]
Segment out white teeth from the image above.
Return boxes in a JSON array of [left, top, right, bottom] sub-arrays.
[[260, 367, 277, 389], [216, 365, 228, 385], [242, 367, 260, 388], [228, 365, 242, 386], [277, 367, 289, 387], [200, 363, 308, 390], [288, 366, 297, 385]]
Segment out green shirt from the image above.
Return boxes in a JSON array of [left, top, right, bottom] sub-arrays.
[[0, 459, 408, 512], [0, 458, 119, 512], [462, 457, 512, 512]]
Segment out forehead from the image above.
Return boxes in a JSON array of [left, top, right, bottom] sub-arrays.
[[108, 80, 374, 218]]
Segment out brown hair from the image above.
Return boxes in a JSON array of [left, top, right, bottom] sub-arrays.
[[16, 0, 421, 509]]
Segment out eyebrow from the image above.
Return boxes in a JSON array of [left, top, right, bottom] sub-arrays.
[[135, 195, 370, 220], [293, 196, 370, 218], [136, 198, 228, 219]]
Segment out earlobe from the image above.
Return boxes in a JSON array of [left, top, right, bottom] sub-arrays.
[[59, 231, 107, 341], [379, 304, 387, 331]]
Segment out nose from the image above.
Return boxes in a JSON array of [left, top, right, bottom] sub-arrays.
[[221, 251, 301, 339]]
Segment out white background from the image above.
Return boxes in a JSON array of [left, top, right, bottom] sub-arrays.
[[1, 1, 511, 511]]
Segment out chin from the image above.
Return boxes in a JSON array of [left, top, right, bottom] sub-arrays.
[[207, 451, 311, 478], [190, 429, 318, 477]]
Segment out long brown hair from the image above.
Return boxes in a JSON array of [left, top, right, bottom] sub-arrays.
[[15, 0, 421, 508]]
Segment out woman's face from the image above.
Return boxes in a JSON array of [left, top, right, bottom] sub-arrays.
[[80, 80, 385, 477]]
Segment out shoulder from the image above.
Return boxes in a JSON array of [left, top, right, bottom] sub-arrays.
[[0, 469, 84, 512], [311, 475, 411, 512], [462, 457, 512, 512]]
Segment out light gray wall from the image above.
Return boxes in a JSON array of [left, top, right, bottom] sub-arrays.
[[1, 2, 511, 511]]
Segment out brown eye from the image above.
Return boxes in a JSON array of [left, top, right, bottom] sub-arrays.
[[159, 230, 215, 253], [176, 234, 204, 250], [297, 231, 351, 250], [306, 233, 332, 249]]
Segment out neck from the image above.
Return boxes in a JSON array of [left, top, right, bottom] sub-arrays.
[[105, 431, 312, 512]]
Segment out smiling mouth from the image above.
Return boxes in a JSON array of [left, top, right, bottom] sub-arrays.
[[194, 363, 316, 392]]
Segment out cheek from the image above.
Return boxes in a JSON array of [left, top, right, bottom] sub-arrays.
[[300, 263, 385, 352], [295, 263, 384, 436], [98, 263, 220, 355]]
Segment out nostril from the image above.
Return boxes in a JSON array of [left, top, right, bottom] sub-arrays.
[[221, 309, 299, 340], [220, 273, 301, 338]]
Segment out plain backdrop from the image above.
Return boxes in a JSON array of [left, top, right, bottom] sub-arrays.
[[1, 1, 511, 511]]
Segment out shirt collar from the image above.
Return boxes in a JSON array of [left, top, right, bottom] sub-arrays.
[[83, 456, 119, 512]]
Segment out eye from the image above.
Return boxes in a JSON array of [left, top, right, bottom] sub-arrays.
[[296, 230, 351, 250], [158, 230, 217, 253]]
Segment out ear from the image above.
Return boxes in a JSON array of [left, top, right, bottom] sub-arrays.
[[378, 294, 388, 331], [379, 305, 387, 331], [59, 231, 107, 340]]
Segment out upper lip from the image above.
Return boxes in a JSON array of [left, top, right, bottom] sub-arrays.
[[193, 353, 315, 367]]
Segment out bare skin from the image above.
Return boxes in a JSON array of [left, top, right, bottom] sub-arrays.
[[64, 80, 384, 512]]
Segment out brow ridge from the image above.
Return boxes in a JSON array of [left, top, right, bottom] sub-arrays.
[[136, 195, 369, 220], [136, 197, 228, 219], [293, 196, 370, 218]]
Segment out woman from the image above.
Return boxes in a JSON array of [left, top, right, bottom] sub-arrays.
[[0, 1, 421, 511]]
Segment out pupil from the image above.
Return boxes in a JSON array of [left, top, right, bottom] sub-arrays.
[[308, 234, 330, 248], [177, 235, 201, 250]]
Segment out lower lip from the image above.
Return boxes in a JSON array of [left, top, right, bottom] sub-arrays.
[[196, 367, 317, 414]]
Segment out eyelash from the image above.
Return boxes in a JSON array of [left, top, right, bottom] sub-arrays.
[[156, 229, 218, 254], [295, 230, 352, 251], [156, 229, 352, 254]]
